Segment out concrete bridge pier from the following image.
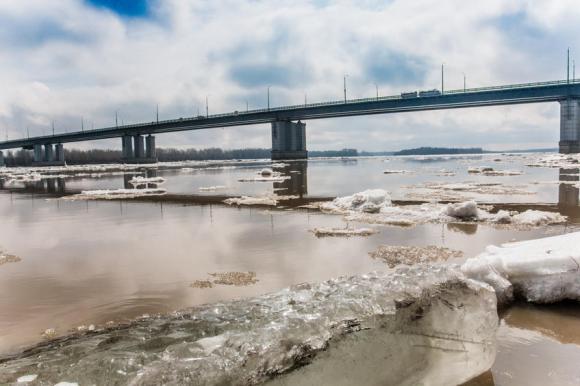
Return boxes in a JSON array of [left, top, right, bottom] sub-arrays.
[[560, 99, 580, 153], [32, 144, 65, 166], [271, 120, 308, 160], [0, 151, 4, 167], [122, 134, 157, 163]]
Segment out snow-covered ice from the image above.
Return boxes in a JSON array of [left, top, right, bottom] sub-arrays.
[[462, 231, 580, 305]]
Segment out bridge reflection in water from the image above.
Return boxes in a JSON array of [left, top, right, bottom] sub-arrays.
[[273, 161, 308, 197]]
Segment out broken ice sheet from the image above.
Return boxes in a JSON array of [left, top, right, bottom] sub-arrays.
[[0, 266, 497, 386]]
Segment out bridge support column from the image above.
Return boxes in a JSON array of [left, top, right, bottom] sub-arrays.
[[44, 144, 54, 162], [0, 151, 4, 167], [123, 134, 157, 164], [33, 144, 43, 163], [55, 144, 64, 163], [559, 99, 580, 153], [145, 135, 157, 160], [31, 144, 65, 166], [271, 120, 308, 160], [122, 135, 134, 160]]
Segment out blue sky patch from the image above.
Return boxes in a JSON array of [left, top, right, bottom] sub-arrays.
[[86, 0, 149, 17]]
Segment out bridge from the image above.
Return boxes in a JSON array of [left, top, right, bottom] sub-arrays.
[[1, 79, 580, 166]]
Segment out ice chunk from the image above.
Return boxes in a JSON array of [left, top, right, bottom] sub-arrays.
[[260, 168, 273, 176], [511, 210, 566, 226], [0, 266, 497, 386], [462, 232, 580, 305], [443, 201, 479, 220], [321, 189, 392, 214], [16, 374, 38, 382]]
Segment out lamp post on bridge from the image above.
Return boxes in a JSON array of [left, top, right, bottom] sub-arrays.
[[267, 86, 271, 111], [441, 63, 445, 94], [463, 72, 466, 92], [343, 74, 348, 103], [206, 95, 209, 118], [375, 83, 379, 100]]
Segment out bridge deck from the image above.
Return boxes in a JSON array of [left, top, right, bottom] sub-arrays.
[[2, 79, 580, 150]]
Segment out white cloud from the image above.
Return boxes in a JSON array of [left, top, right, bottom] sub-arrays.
[[0, 0, 576, 151]]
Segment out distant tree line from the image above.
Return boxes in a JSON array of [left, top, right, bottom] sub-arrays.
[[394, 147, 483, 156], [2, 147, 359, 166]]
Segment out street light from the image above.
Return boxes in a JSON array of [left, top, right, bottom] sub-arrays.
[[463, 72, 466, 92], [206, 95, 209, 117], [374, 83, 379, 100], [267, 86, 271, 110], [441, 63, 445, 94], [343, 74, 348, 103]]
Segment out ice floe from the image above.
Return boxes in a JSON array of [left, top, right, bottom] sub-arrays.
[[0, 251, 21, 266], [525, 153, 580, 168], [310, 227, 378, 237], [383, 169, 412, 174], [462, 231, 580, 306], [224, 195, 278, 206], [16, 374, 37, 383], [468, 167, 523, 176], [369, 245, 463, 268], [0, 265, 497, 386], [65, 188, 167, 200], [237, 169, 290, 182], [128, 176, 165, 185], [198, 185, 227, 191]]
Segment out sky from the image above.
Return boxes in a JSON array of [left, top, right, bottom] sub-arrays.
[[1, 0, 579, 152]]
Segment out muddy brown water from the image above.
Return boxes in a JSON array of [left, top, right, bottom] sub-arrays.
[[0, 154, 579, 385]]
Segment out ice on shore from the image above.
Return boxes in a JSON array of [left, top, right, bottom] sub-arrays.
[[310, 227, 378, 237], [66, 188, 167, 200], [321, 190, 566, 227], [0, 266, 497, 386], [462, 231, 580, 305]]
